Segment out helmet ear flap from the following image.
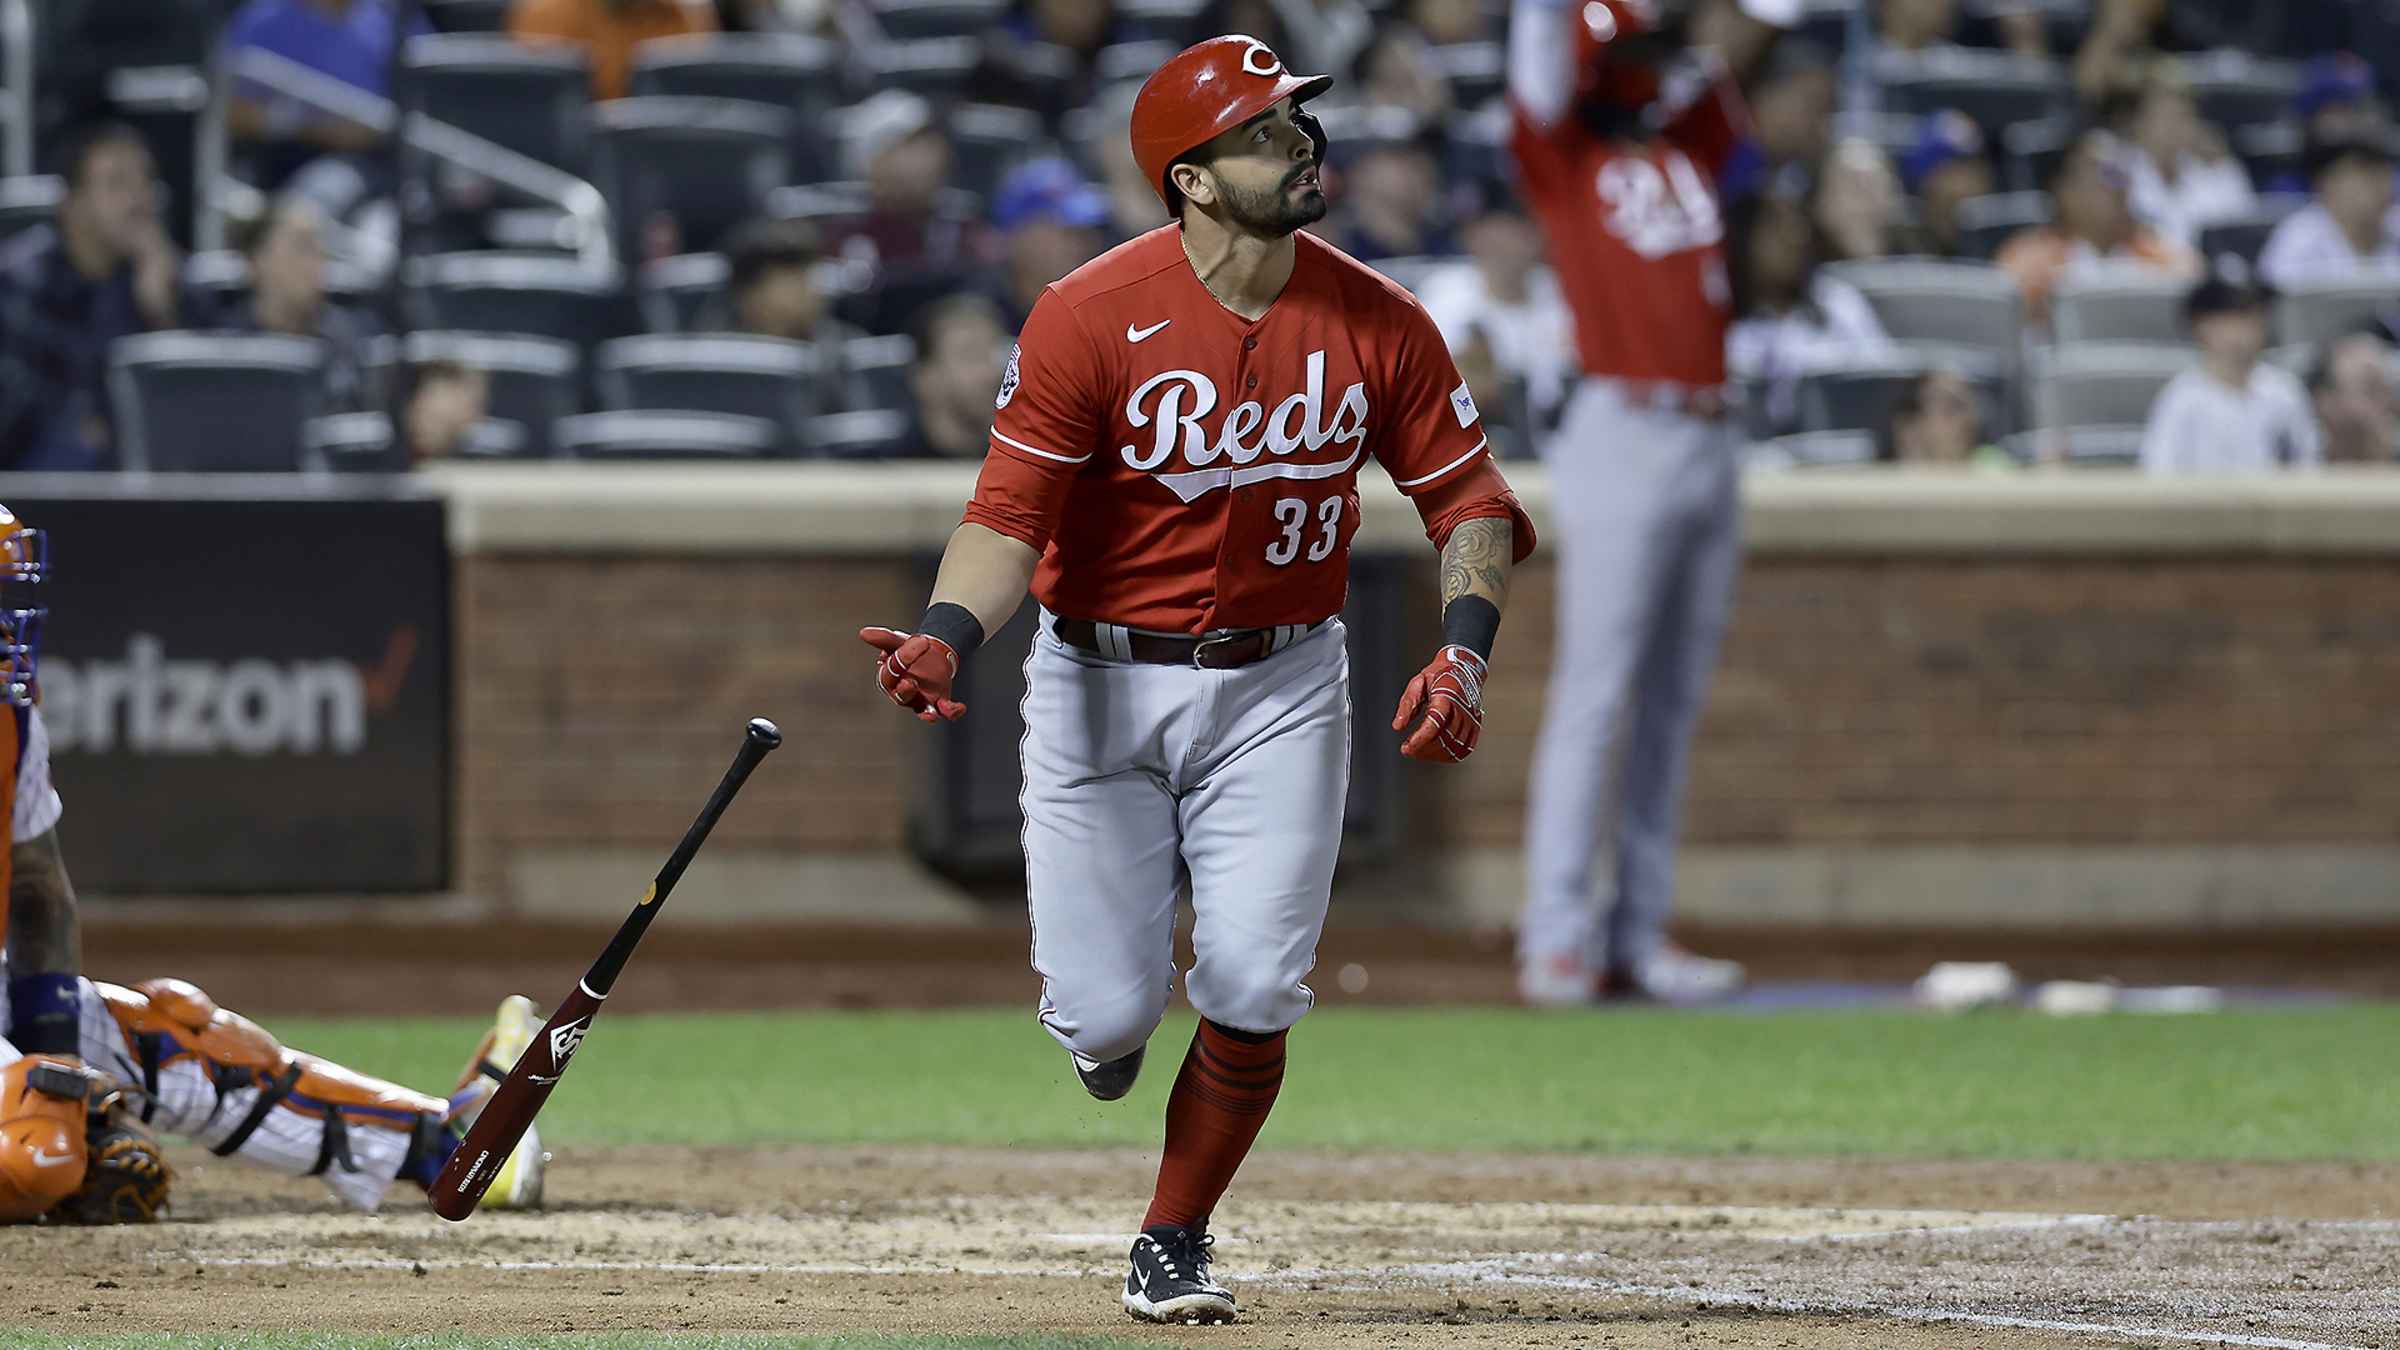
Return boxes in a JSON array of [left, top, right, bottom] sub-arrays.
[[1293, 109, 1327, 166]]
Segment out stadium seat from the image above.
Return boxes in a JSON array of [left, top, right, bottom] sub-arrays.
[[949, 103, 1048, 202], [307, 412, 407, 473], [2050, 271, 2193, 346], [628, 34, 843, 181], [399, 35, 591, 173], [811, 408, 913, 459], [108, 332, 327, 472], [1877, 50, 2071, 136], [872, 0, 1008, 41], [2183, 53, 2301, 136], [424, 0, 511, 30], [2031, 343, 2193, 430], [1428, 42, 1506, 110], [2234, 122, 2303, 189], [2001, 118, 2074, 195], [2274, 280, 2400, 348], [1822, 259, 2025, 352], [2199, 202, 2303, 270], [1752, 430, 1879, 470], [1951, 190, 2053, 260], [869, 38, 983, 99], [590, 96, 792, 260], [638, 252, 729, 333], [555, 410, 780, 459], [2004, 423, 2144, 467], [1095, 41, 1178, 87], [1116, 0, 1210, 44], [383, 331, 584, 458], [595, 334, 825, 450], [0, 175, 57, 243], [101, 65, 207, 247], [842, 334, 916, 414], [1795, 346, 2008, 437], [404, 252, 631, 347]]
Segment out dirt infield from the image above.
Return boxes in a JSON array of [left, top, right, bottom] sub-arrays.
[[5, 1147, 2392, 1348]]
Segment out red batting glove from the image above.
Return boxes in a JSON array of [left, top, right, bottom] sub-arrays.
[[1393, 644, 1487, 763], [859, 626, 967, 722]]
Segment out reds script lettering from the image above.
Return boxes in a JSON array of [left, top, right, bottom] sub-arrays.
[[1120, 349, 1370, 500]]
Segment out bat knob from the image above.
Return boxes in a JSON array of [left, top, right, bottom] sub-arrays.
[[746, 717, 784, 750]]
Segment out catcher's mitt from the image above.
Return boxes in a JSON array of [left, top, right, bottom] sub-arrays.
[[50, 1079, 170, 1225]]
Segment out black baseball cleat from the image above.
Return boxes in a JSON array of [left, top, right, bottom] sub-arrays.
[[1122, 1224, 1236, 1324], [1071, 1046, 1144, 1101]]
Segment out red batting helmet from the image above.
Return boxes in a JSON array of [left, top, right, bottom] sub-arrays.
[[1130, 35, 1332, 215]]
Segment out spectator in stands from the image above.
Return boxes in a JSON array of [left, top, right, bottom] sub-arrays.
[[707, 218, 857, 348], [1899, 111, 1996, 259], [1996, 128, 2199, 329], [220, 0, 425, 197], [1259, 0, 1375, 91], [1878, 368, 2011, 469], [969, 0, 1117, 129], [1875, 0, 1960, 56], [2068, 0, 2166, 107], [0, 123, 201, 471], [2115, 59, 2257, 248], [989, 159, 1112, 331], [224, 195, 377, 413], [2295, 54, 2386, 144], [1719, 39, 1837, 204], [1083, 84, 1165, 245], [1409, 0, 1485, 46], [1328, 122, 1458, 262], [1349, 25, 1456, 127], [1810, 140, 1906, 263], [1724, 191, 1895, 433], [2140, 272, 2320, 474], [1416, 176, 1575, 456], [838, 91, 961, 275], [397, 358, 493, 462], [509, 0, 718, 101], [2309, 331, 2399, 464], [2258, 130, 2400, 289], [896, 294, 1011, 460]]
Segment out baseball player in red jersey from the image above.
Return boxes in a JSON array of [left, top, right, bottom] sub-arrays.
[[1509, 0, 1764, 1004], [860, 35, 1536, 1324]]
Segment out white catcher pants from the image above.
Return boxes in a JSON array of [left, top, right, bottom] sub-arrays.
[[1020, 610, 1351, 1062]]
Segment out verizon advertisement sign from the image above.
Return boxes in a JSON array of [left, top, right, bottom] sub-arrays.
[[12, 490, 448, 892]]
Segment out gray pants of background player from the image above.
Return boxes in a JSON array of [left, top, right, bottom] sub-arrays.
[[1021, 612, 1350, 1062], [1519, 379, 1743, 976]]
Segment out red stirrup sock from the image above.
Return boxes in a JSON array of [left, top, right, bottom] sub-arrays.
[[1142, 1019, 1288, 1232]]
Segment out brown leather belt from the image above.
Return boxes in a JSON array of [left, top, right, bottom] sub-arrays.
[[1052, 617, 1316, 670]]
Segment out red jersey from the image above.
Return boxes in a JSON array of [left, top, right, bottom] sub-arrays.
[[964, 227, 1535, 634], [1510, 62, 1748, 386]]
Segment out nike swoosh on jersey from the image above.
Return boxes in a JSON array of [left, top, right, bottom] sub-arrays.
[[1126, 319, 1171, 343], [30, 1148, 74, 1168]]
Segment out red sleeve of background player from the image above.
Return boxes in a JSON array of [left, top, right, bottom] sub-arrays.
[[1372, 301, 1537, 563], [961, 288, 1105, 553]]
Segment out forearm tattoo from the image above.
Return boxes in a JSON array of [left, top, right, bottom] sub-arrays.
[[1439, 517, 1513, 610], [7, 828, 81, 976]]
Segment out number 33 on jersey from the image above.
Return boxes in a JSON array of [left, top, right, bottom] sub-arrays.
[[965, 229, 1535, 634]]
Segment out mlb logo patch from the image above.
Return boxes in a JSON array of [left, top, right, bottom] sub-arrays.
[[996, 343, 1022, 409], [1450, 381, 1479, 428]]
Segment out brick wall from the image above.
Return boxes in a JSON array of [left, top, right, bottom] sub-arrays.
[[456, 551, 2400, 906]]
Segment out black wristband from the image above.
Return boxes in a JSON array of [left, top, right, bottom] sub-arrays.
[[1441, 594, 1501, 662], [917, 602, 986, 662]]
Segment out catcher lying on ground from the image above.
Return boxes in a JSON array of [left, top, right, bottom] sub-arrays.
[[0, 503, 548, 1224]]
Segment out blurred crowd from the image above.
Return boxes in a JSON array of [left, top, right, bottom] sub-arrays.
[[1, 0, 2397, 472]]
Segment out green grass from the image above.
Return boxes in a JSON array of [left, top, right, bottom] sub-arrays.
[[0, 1325, 1152, 1335], [0, 1337, 1153, 1349], [273, 1004, 2399, 1164]]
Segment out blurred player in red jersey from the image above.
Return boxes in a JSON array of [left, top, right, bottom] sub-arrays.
[[860, 35, 1537, 1324], [1509, 0, 1789, 1005]]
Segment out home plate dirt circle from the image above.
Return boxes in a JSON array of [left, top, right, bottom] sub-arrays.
[[2, 1146, 2392, 1348]]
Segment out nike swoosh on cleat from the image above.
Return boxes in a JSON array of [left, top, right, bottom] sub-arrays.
[[1126, 319, 1171, 343], [30, 1148, 73, 1168]]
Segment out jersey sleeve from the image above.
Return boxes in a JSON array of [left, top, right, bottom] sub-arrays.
[[961, 288, 1106, 552], [1659, 56, 1749, 179], [1373, 300, 1535, 560]]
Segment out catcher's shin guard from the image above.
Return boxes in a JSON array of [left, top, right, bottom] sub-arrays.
[[95, 978, 447, 1210]]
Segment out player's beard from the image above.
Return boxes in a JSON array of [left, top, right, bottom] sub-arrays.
[[1219, 165, 1328, 238]]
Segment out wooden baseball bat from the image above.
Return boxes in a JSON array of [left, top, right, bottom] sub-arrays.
[[430, 717, 783, 1222]]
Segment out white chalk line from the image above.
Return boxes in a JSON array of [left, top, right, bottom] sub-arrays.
[[176, 1236, 2386, 1350]]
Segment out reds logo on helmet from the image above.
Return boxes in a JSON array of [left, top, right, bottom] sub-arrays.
[[1129, 36, 1334, 213]]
